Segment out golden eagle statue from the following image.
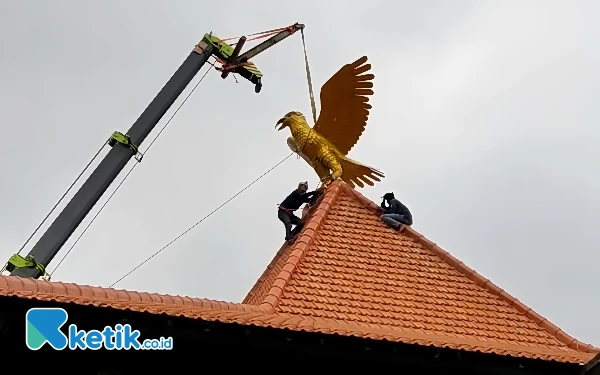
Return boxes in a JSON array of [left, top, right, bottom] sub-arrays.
[[276, 56, 384, 189]]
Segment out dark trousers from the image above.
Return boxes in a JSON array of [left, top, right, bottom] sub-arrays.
[[380, 213, 411, 229], [278, 209, 300, 240]]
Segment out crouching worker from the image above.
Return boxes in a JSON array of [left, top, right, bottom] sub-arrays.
[[278, 181, 317, 240], [380, 192, 413, 231]]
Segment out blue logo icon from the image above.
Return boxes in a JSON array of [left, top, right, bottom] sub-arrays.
[[26, 307, 69, 350], [25, 307, 173, 350]]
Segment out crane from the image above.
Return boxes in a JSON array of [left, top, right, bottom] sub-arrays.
[[4, 23, 305, 279]]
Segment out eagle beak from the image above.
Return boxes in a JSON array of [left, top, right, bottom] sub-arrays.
[[276, 117, 287, 131]]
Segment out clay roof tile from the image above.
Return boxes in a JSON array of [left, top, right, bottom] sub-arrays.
[[1, 180, 597, 364]]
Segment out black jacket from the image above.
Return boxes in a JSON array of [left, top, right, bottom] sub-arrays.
[[381, 198, 413, 225], [280, 189, 316, 211]]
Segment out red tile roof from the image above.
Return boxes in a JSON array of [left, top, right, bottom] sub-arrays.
[[1, 180, 597, 364]]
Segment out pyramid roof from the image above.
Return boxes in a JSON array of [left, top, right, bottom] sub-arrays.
[[1, 180, 597, 363]]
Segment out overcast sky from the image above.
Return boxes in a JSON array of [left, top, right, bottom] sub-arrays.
[[1, 0, 598, 345]]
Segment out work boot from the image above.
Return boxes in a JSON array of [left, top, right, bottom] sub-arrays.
[[286, 234, 298, 246]]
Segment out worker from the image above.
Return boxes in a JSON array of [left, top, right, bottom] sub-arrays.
[[380, 192, 413, 230], [278, 181, 317, 240]]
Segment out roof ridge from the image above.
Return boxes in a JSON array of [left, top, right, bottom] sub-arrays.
[[3, 179, 597, 363], [1, 288, 270, 316], [258, 181, 344, 313], [242, 241, 289, 304], [0, 275, 266, 313], [407, 227, 600, 354], [337, 182, 600, 355], [2, 286, 592, 363]]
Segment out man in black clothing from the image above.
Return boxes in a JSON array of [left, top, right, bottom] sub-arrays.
[[278, 181, 316, 240], [380, 192, 413, 230]]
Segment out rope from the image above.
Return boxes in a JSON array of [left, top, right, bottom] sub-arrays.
[[300, 29, 317, 124], [49, 64, 214, 277], [214, 26, 294, 72], [296, 28, 332, 189], [294, 27, 317, 168], [218, 26, 288, 44], [52, 27, 309, 279], [229, 31, 281, 45], [109, 152, 295, 288], [109, 28, 312, 286], [18, 142, 107, 256]]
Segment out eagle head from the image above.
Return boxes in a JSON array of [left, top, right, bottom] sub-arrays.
[[276, 111, 305, 131]]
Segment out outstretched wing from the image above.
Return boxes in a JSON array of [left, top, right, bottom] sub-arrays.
[[313, 56, 374, 155]]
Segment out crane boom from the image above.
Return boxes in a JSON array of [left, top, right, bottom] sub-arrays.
[[6, 25, 304, 279]]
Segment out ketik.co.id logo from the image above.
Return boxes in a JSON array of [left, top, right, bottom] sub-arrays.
[[25, 307, 173, 350]]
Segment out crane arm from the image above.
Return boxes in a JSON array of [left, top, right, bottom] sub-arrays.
[[5, 25, 305, 279], [7, 40, 216, 279], [206, 23, 305, 93], [236, 23, 305, 62]]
